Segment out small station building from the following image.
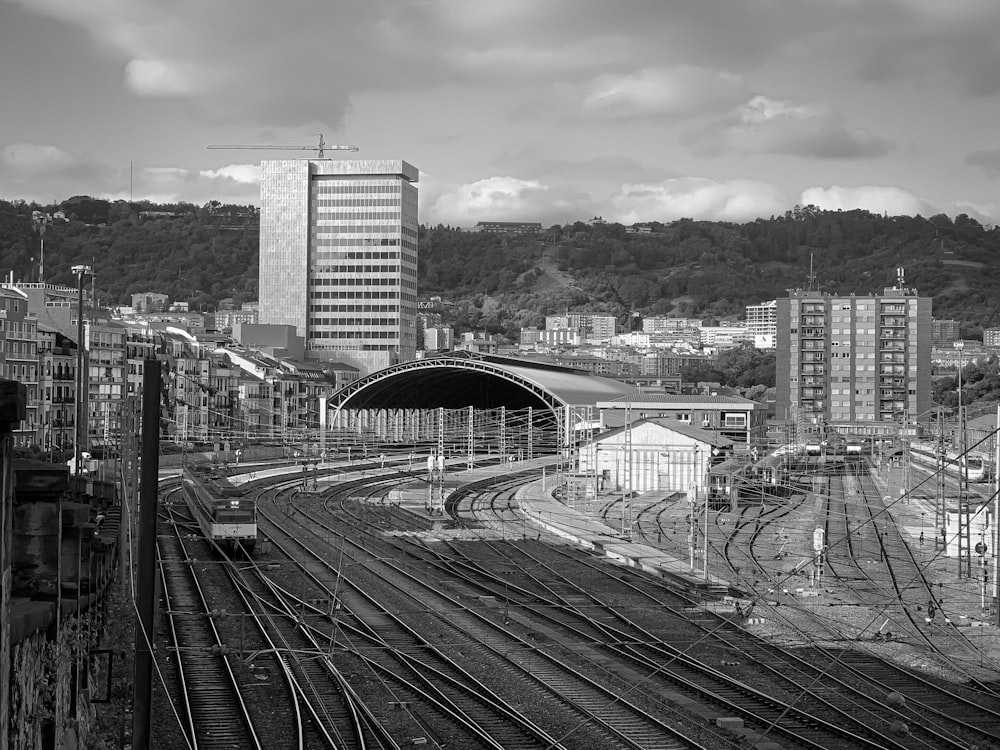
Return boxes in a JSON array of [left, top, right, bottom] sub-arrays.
[[577, 419, 733, 498]]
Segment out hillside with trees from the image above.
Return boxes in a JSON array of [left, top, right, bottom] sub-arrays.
[[3, 198, 1000, 338]]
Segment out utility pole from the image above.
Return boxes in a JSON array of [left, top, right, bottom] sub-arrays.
[[71, 265, 91, 484], [994, 408, 999, 625], [132, 362, 161, 750], [955, 341, 967, 577], [702, 447, 709, 582]]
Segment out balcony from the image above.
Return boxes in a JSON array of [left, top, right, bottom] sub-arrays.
[[800, 365, 826, 376], [800, 326, 826, 338]]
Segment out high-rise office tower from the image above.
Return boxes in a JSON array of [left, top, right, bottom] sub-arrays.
[[776, 284, 931, 435], [259, 159, 419, 375]]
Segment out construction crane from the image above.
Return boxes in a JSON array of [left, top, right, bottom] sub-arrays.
[[206, 134, 358, 158]]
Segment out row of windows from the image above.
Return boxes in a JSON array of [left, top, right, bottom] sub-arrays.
[[308, 343, 400, 352], [0, 319, 35, 335], [312, 198, 401, 208], [309, 291, 404, 302], [309, 304, 400, 312], [315, 212, 401, 222], [311, 239, 401, 249], [313, 224, 409, 234], [313, 255, 402, 268], [316, 264, 400, 275], [308, 330, 401, 338], [3, 341, 37, 355], [3, 364, 36, 380], [311, 277, 401, 287], [311, 317, 399, 326], [313, 182, 401, 193]]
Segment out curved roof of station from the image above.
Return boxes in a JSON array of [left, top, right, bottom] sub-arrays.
[[328, 352, 641, 413]]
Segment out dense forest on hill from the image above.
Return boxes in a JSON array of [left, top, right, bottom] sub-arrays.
[[2, 197, 1000, 340]]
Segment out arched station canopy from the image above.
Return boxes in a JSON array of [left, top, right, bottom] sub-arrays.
[[328, 352, 641, 413]]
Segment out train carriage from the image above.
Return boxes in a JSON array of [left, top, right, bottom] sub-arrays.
[[908, 442, 988, 483], [181, 466, 257, 554], [707, 453, 792, 511]]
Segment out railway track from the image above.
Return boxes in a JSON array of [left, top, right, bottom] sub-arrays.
[[155, 454, 1000, 749], [158, 495, 265, 750], [269, 476, 706, 748]]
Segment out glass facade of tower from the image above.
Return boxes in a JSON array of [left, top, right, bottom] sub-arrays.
[[259, 159, 419, 375], [776, 287, 931, 435]]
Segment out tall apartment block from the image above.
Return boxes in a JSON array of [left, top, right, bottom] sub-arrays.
[[545, 313, 618, 341], [776, 286, 931, 436], [745, 300, 777, 349], [259, 159, 419, 376]]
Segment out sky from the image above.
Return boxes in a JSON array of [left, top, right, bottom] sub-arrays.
[[2, 0, 1000, 227]]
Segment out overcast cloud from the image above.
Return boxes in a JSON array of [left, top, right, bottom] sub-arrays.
[[1, 0, 999, 224]]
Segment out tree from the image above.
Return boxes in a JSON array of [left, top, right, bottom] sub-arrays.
[[716, 343, 776, 388]]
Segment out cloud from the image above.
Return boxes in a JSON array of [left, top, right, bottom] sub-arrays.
[[687, 96, 892, 159], [581, 66, 746, 120], [849, 1, 1000, 96], [965, 149, 1000, 177], [428, 176, 552, 224], [199, 164, 261, 184], [124, 59, 208, 96], [799, 185, 936, 216], [0, 143, 116, 193], [608, 178, 788, 223], [2, 143, 77, 172]]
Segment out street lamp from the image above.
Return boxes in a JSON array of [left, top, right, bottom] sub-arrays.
[[71, 265, 92, 480]]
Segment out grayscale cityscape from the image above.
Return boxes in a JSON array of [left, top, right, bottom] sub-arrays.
[[2, 2, 1000, 749]]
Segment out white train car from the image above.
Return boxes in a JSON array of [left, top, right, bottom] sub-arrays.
[[908, 442, 988, 483]]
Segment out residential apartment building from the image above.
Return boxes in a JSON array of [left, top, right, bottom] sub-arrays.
[[931, 318, 961, 345], [259, 158, 419, 376], [131, 292, 169, 312], [776, 286, 931, 436], [983, 328, 1000, 349], [38, 329, 76, 451], [640, 351, 713, 378], [642, 317, 702, 334], [745, 300, 777, 349], [596, 393, 768, 446], [699, 326, 750, 348], [455, 332, 499, 355], [475, 221, 541, 235], [85, 320, 126, 448], [0, 286, 39, 445], [423, 326, 454, 351], [213, 306, 259, 331], [545, 313, 617, 341], [549, 355, 635, 378]]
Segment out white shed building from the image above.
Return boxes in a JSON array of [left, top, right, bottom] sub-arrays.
[[579, 418, 732, 499]]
